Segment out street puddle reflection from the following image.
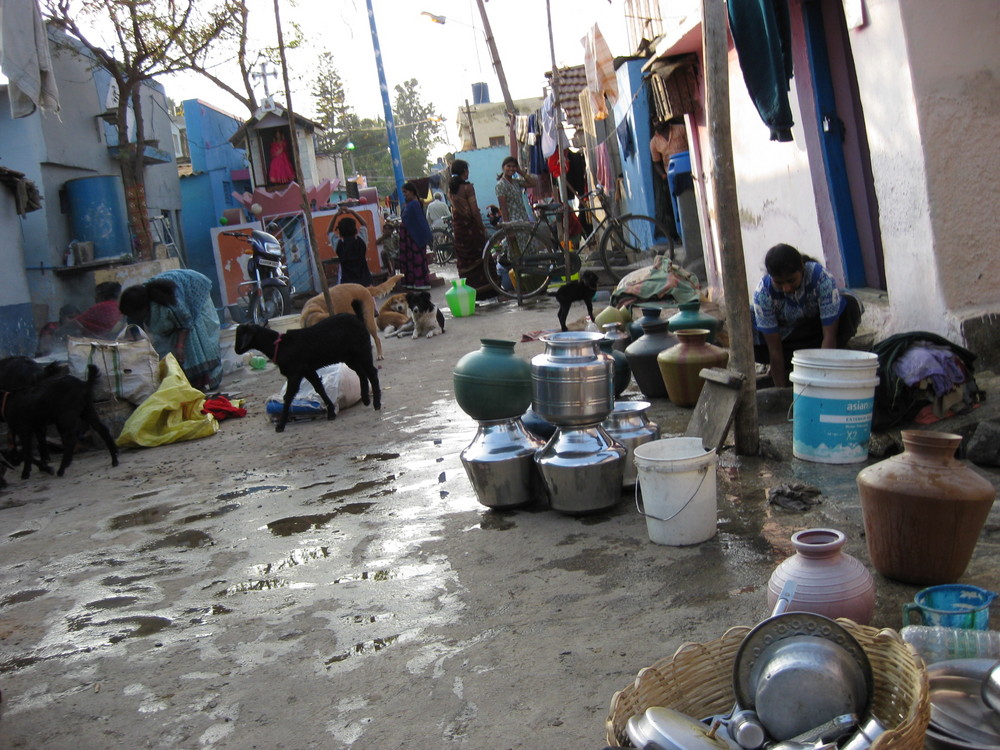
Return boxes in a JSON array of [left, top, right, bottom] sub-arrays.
[[314, 478, 395, 503], [252, 546, 331, 575], [109, 505, 177, 529], [325, 634, 400, 664], [266, 502, 374, 536], [216, 485, 289, 500], [142, 529, 214, 550], [65, 613, 172, 643], [0, 589, 47, 607], [180, 503, 240, 524]]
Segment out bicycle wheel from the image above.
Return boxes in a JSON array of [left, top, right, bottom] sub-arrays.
[[599, 214, 675, 282], [482, 223, 554, 299], [431, 228, 454, 265], [251, 285, 290, 325]]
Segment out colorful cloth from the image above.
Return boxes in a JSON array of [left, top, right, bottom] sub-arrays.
[[752, 261, 844, 340], [73, 299, 121, 337], [609, 256, 701, 308], [336, 236, 373, 286], [202, 395, 247, 420], [146, 269, 222, 392], [268, 137, 295, 183]]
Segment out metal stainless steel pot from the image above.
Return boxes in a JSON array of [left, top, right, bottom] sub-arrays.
[[531, 332, 613, 427], [535, 425, 624, 515], [460, 417, 545, 509]]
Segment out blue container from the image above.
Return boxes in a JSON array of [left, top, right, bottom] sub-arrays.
[[65, 175, 130, 259], [903, 584, 997, 630], [666, 150, 691, 240], [471, 82, 490, 105]]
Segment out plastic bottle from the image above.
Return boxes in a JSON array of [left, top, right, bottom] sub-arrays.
[[584, 317, 599, 332], [900, 625, 1000, 663]]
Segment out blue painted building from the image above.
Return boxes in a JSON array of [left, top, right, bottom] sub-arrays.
[[0, 26, 181, 357], [176, 100, 251, 307]]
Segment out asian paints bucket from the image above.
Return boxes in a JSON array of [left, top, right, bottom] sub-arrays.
[[902, 584, 997, 630], [633, 438, 717, 546], [789, 349, 879, 464]]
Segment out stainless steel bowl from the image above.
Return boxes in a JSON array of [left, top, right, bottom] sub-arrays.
[[750, 635, 870, 741]]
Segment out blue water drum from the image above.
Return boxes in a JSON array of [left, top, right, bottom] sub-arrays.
[[471, 81, 490, 105], [667, 150, 691, 243], [65, 175, 130, 259]]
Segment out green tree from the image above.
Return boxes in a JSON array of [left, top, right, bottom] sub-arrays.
[[391, 79, 443, 177], [311, 53, 351, 154], [46, 0, 237, 260]]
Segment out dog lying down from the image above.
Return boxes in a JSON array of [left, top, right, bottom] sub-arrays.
[[384, 291, 445, 339], [377, 292, 410, 333]]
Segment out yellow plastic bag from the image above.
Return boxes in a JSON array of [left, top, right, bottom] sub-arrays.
[[116, 354, 219, 448]]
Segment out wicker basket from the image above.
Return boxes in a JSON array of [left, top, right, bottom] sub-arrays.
[[606, 621, 929, 748]]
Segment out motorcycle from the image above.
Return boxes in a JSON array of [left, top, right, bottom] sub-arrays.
[[223, 229, 293, 326]]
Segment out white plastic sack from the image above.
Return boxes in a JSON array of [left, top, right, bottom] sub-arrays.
[[265, 364, 363, 420], [67, 325, 161, 404]]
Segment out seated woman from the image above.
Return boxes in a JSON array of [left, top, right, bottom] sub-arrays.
[[752, 243, 862, 387]]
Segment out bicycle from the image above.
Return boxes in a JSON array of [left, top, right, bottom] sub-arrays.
[[431, 216, 455, 265], [481, 188, 673, 299]]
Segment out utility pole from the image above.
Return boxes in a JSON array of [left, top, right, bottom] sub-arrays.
[[473, 0, 518, 155], [702, 0, 759, 455], [272, 0, 334, 318], [365, 0, 407, 209], [463, 99, 478, 149]]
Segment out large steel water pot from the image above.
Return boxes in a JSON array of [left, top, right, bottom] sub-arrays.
[[535, 425, 625, 514], [460, 418, 545, 509], [531, 332, 614, 427], [602, 401, 660, 487]]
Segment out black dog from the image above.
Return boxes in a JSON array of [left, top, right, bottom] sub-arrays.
[[234, 305, 382, 433], [555, 270, 600, 332], [2, 362, 119, 479]]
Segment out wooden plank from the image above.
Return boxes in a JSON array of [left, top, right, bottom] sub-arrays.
[[685, 369, 746, 453]]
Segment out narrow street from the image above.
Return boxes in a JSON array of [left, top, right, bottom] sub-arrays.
[[2, 283, 999, 749]]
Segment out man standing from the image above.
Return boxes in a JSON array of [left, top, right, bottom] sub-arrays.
[[649, 119, 688, 242]]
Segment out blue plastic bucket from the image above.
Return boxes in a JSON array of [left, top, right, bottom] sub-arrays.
[[903, 584, 997, 630], [789, 349, 879, 464]]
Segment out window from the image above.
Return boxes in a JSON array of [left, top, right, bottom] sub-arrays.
[[488, 135, 506, 147]]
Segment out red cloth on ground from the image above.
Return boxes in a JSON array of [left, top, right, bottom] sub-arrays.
[[202, 395, 247, 419]]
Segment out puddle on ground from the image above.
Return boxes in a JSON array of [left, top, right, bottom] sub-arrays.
[[266, 502, 374, 536], [86, 596, 139, 610], [216, 485, 289, 501], [8, 529, 37, 539], [325, 634, 399, 664], [66, 613, 171, 643], [340, 613, 394, 625], [180, 503, 240, 524], [252, 546, 330, 575], [351, 453, 400, 462], [313, 479, 395, 503], [101, 573, 156, 587], [223, 578, 291, 595], [127, 489, 161, 501], [478, 513, 517, 531], [0, 589, 47, 607], [142, 529, 213, 550], [109, 505, 177, 530]]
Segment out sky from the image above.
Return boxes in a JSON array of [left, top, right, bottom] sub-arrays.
[[160, 0, 633, 156]]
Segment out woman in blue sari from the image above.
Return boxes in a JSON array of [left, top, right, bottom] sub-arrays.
[[119, 269, 222, 391]]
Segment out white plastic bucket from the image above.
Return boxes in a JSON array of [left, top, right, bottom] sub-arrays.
[[789, 349, 879, 464], [633, 438, 717, 546]]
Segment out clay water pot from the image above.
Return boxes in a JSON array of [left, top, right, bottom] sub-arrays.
[[766, 528, 876, 625], [667, 299, 720, 343], [657, 329, 728, 407], [857, 430, 996, 584], [624, 319, 677, 399], [453, 339, 532, 421]]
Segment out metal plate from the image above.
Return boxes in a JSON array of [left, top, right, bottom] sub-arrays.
[[925, 662, 1000, 748], [732, 612, 873, 711]]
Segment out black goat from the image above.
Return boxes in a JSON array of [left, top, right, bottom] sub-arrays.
[[234, 309, 382, 433], [2, 362, 119, 479]]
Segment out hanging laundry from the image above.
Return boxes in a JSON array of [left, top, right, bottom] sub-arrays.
[[541, 93, 558, 158], [595, 142, 612, 191], [0, 0, 61, 118], [727, 0, 795, 141], [581, 24, 618, 121], [515, 115, 530, 144]]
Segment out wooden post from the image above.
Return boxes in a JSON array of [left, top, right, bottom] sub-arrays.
[[702, 0, 759, 455], [274, 0, 334, 318], [464, 99, 478, 149]]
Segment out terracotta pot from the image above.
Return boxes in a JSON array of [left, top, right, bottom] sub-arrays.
[[624, 319, 677, 399], [857, 430, 996, 584], [767, 528, 876, 625], [453, 339, 532, 421], [656, 329, 728, 407]]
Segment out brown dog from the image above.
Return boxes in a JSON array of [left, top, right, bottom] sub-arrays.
[[377, 293, 411, 333], [299, 274, 402, 360]]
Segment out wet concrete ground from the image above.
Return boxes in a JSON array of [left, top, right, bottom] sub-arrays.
[[2, 279, 1000, 749]]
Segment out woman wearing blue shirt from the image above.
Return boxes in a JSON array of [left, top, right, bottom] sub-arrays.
[[752, 243, 862, 387]]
